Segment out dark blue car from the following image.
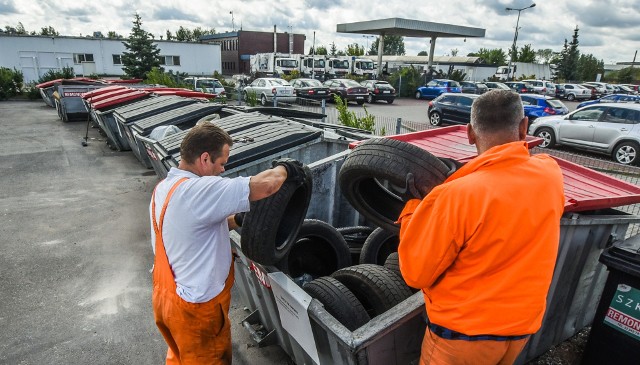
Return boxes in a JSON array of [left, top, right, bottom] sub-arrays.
[[415, 79, 461, 100], [520, 94, 569, 121], [577, 94, 640, 109]]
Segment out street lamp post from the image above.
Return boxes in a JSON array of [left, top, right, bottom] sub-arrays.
[[506, 3, 536, 80], [363, 35, 374, 54]]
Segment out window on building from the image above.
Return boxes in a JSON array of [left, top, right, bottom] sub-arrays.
[[73, 53, 94, 64], [112, 54, 122, 65], [159, 55, 181, 66]]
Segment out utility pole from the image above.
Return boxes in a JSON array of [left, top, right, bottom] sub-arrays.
[[506, 3, 536, 80], [312, 31, 316, 80], [230, 11, 235, 32]]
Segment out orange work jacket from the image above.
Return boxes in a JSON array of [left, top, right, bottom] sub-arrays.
[[398, 141, 564, 336]]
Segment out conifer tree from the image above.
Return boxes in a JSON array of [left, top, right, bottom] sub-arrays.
[[121, 13, 160, 79]]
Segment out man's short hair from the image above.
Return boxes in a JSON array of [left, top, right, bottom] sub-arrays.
[[470, 90, 524, 135], [180, 123, 233, 164]]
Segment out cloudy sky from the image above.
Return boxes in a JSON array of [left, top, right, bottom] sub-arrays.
[[1, 0, 638, 64]]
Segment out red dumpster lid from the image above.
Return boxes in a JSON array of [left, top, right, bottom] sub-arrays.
[[348, 125, 640, 212], [90, 90, 150, 110], [102, 78, 143, 84], [82, 86, 129, 100], [36, 77, 99, 89]]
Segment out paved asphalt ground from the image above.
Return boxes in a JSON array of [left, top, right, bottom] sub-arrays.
[[0, 100, 290, 365]]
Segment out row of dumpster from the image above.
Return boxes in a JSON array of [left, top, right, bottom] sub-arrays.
[[36, 79, 640, 364]]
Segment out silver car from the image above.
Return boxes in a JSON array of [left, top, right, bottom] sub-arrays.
[[243, 77, 296, 106], [529, 103, 640, 165]]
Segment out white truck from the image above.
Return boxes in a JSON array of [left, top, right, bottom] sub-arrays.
[[250, 53, 299, 77], [182, 77, 225, 95], [350, 57, 376, 79], [298, 55, 327, 80], [494, 62, 552, 81], [326, 57, 350, 79]]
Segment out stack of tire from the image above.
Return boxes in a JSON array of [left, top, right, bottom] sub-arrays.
[[239, 138, 459, 331]]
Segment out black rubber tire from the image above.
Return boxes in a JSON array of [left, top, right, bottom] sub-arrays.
[[276, 219, 352, 278], [415, 91, 422, 100], [303, 277, 370, 331], [367, 94, 374, 103], [241, 166, 313, 265], [359, 227, 399, 265], [613, 141, 640, 166], [567, 93, 575, 101], [332, 264, 413, 318], [429, 111, 442, 126], [339, 138, 454, 233], [357, 100, 365, 105], [535, 127, 556, 148], [384, 252, 400, 277], [337, 226, 375, 263], [387, 99, 394, 104], [260, 94, 268, 106]]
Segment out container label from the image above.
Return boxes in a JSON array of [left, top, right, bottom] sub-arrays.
[[604, 284, 640, 341]]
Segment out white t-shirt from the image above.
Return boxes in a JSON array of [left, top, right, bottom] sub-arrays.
[[150, 167, 250, 303]]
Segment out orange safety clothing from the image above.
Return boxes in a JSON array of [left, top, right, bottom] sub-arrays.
[[420, 327, 528, 365], [152, 177, 234, 365], [398, 141, 565, 337]]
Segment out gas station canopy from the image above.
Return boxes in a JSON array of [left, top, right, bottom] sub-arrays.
[[336, 18, 486, 74]]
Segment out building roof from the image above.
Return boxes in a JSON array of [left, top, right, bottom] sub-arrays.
[[336, 18, 485, 38]]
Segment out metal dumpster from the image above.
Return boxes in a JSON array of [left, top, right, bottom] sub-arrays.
[[54, 84, 107, 122], [126, 103, 227, 168], [227, 148, 640, 365]]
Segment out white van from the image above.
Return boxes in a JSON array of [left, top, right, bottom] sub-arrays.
[[183, 77, 226, 95]]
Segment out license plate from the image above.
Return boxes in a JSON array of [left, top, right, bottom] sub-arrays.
[[383, 91, 390, 93], [318, 91, 326, 94], [356, 96, 364, 99]]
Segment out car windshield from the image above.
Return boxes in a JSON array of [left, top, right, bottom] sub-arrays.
[[546, 99, 565, 108], [344, 79, 362, 87], [359, 61, 374, 70], [448, 81, 461, 87], [270, 79, 291, 86], [314, 59, 325, 68], [279, 59, 297, 68], [195, 79, 222, 89], [333, 60, 349, 69], [305, 79, 323, 87]]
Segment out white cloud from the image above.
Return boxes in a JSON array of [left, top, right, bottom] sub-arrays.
[[1, 0, 638, 64]]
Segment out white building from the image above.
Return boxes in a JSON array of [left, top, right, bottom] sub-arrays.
[[0, 34, 221, 83]]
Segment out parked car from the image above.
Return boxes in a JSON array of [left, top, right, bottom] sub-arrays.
[[290, 78, 331, 100], [504, 81, 535, 94], [577, 94, 640, 109], [621, 84, 640, 93], [544, 81, 557, 96], [360, 80, 396, 104], [555, 84, 566, 99], [243, 77, 296, 106], [323, 78, 368, 105], [459, 81, 488, 95], [415, 79, 461, 99], [617, 85, 636, 95], [583, 82, 609, 97], [484, 81, 511, 91], [522, 79, 549, 95], [520, 94, 569, 121], [559, 83, 591, 101], [528, 103, 640, 165], [579, 84, 599, 100], [427, 93, 479, 126], [183, 77, 225, 95]]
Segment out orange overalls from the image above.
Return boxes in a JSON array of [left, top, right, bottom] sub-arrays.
[[151, 177, 235, 365]]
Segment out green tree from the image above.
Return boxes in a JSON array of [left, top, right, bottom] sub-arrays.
[[388, 65, 422, 97], [369, 35, 405, 56], [175, 26, 192, 41], [417, 50, 428, 56], [315, 46, 327, 55], [450, 49, 459, 57], [577, 54, 604, 82], [329, 42, 338, 56], [535, 48, 554, 64], [517, 44, 536, 62], [107, 31, 122, 39], [346, 43, 365, 56], [557, 26, 580, 81], [16, 22, 26, 34], [165, 30, 173, 41], [468, 48, 507, 65], [191, 27, 215, 41], [40, 26, 59, 36], [121, 13, 161, 79], [616, 67, 637, 83]]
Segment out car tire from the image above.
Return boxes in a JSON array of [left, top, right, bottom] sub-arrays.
[[276, 219, 352, 278], [535, 127, 556, 148], [359, 227, 399, 265], [302, 277, 370, 331], [367, 94, 374, 103], [383, 252, 400, 277], [387, 99, 394, 104], [260, 94, 268, 106], [332, 264, 413, 317], [337, 226, 375, 262], [357, 100, 365, 105], [338, 138, 455, 233], [415, 91, 422, 100], [240, 166, 313, 265], [429, 111, 442, 126], [613, 141, 640, 166], [567, 93, 575, 101]]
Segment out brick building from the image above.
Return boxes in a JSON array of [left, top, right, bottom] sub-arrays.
[[201, 30, 306, 75]]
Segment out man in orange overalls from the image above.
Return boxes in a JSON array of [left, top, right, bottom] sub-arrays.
[[150, 123, 305, 364], [398, 90, 565, 365]]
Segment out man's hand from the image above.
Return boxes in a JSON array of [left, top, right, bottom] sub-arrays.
[[233, 212, 245, 227], [272, 158, 306, 183]]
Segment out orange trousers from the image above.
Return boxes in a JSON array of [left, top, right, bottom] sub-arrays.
[[420, 328, 529, 365]]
